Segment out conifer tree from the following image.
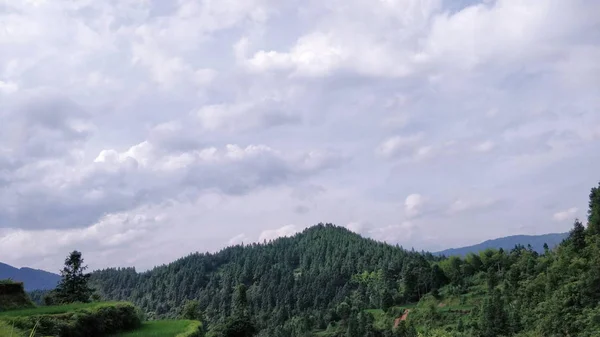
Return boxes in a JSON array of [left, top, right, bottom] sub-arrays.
[[53, 250, 93, 304]]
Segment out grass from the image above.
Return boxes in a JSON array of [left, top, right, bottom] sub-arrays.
[[0, 320, 36, 337], [0, 320, 18, 336], [0, 301, 125, 317], [112, 320, 201, 337]]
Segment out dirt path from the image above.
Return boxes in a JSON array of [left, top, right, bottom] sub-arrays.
[[393, 309, 410, 328]]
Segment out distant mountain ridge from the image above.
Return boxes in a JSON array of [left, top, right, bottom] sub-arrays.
[[434, 232, 569, 257], [0, 262, 60, 291]]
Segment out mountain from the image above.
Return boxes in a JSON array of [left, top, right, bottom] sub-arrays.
[[91, 223, 443, 335], [434, 232, 569, 257], [0, 262, 60, 291]]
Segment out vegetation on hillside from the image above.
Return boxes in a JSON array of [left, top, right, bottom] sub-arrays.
[[91, 222, 441, 336], [114, 320, 203, 337], [0, 301, 141, 337], [90, 181, 600, 337], [0, 280, 35, 311], [0, 251, 203, 337]]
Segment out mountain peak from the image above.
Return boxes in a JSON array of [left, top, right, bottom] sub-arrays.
[[0, 262, 60, 291]]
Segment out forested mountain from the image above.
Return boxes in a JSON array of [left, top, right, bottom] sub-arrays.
[[92, 224, 443, 335], [434, 232, 569, 257], [0, 262, 60, 291], [91, 182, 600, 337]]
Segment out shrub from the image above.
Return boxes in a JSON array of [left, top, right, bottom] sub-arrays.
[[7, 302, 141, 337]]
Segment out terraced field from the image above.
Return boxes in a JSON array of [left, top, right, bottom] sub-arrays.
[[113, 320, 203, 337], [0, 301, 201, 337]]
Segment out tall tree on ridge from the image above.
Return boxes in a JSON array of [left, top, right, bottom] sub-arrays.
[[588, 182, 600, 235], [54, 250, 94, 304]]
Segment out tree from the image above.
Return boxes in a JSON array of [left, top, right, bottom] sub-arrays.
[[569, 219, 586, 251], [479, 289, 508, 337], [220, 284, 257, 337], [345, 314, 359, 337], [182, 299, 202, 320], [222, 315, 257, 337], [232, 284, 249, 317], [53, 250, 94, 304], [588, 182, 600, 235]]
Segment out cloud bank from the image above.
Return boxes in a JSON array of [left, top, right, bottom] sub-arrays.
[[0, 0, 598, 272]]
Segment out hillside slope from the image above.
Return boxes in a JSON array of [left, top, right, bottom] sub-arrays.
[[0, 262, 60, 291], [434, 232, 568, 257], [91, 224, 441, 335]]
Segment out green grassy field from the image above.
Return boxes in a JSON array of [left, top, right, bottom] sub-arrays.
[[0, 301, 124, 317], [113, 320, 202, 337]]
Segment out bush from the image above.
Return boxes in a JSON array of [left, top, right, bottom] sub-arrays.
[[7, 302, 141, 337]]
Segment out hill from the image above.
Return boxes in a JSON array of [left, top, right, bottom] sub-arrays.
[[0, 262, 60, 291], [91, 224, 441, 336], [434, 232, 569, 257]]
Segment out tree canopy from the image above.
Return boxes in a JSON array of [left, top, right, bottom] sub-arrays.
[[46, 250, 94, 305]]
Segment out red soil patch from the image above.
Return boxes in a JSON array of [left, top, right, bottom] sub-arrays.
[[438, 302, 446, 308], [393, 309, 410, 328]]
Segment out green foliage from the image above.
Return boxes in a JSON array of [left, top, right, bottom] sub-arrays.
[[0, 302, 141, 337], [91, 224, 440, 336], [588, 182, 600, 235], [0, 320, 26, 337], [49, 251, 94, 305], [114, 320, 203, 337], [181, 300, 202, 321], [26, 290, 50, 306], [0, 301, 120, 317]]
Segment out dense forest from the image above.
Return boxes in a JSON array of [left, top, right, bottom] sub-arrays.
[[90, 182, 600, 337]]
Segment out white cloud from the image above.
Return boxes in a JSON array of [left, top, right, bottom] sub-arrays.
[[376, 134, 423, 158], [0, 0, 598, 271], [344, 221, 369, 235], [247, 32, 347, 77], [405, 194, 425, 219], [473, 141, 495, 153], [228, 233, 251, 245], [370, 221, 417, 243], [0, 80, 19, 94], [0, 208, 165, 263], [448, 198, 497, 214], [258, 224, 299, 242], [553, 207, 578, 222], [194, 98, 300, 132]]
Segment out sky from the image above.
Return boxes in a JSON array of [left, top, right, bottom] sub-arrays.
[[0, 0, 599, 273]]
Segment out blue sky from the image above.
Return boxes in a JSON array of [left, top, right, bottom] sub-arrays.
[[0, 0, 599, 272]]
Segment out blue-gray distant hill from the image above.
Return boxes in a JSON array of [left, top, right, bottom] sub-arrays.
[[434, 232, 569, 257], [0, 262, 60, 291]]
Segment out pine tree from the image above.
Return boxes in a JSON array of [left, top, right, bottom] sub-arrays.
[[222, 284, 257, 337], [569, 219, 586, 251], [53, 250, 94, 304], [588, 183, 600, 234]]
